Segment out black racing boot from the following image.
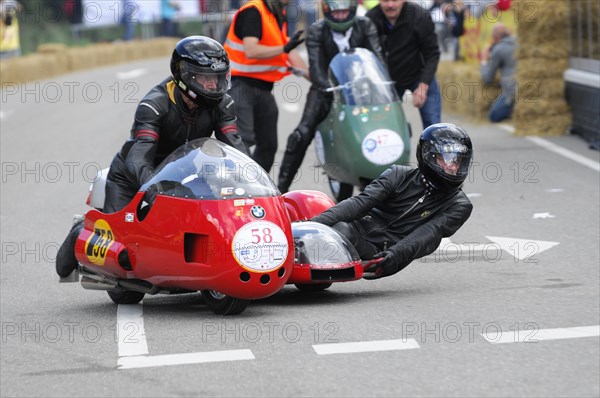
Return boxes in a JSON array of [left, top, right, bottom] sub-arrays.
[[277, 130, 309, 193], [277, 154, 296, 194], [56, 218, 84, 278]]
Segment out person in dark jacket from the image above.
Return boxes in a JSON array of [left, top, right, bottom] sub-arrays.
[[366, 0, 441, 129], [277, 0, 384, 193], [311, 123, 473, 279], [55, 36, 247, 278]]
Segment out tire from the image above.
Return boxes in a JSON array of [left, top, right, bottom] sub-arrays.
[[107, 289, 145, 304], [328, 177, 354, 203], [294, 283, 333, 292], [201, 290, 250, 315]]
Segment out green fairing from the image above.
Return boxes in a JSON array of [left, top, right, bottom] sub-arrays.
[[315, 102, 411, 188]]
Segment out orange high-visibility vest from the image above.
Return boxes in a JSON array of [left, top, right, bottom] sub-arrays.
[[224, 0, 290, 83]]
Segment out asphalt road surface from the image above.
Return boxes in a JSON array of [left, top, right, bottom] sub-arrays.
[[1, 56, 599, 397]]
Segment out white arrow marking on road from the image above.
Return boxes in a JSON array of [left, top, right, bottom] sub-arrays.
[[429, 237, 560, 262], [482, 325, 600, 344], [485, 236, 559, 261], [532, 212, 555, 219], [313, 339, 420, 355], [117, 68, 148, 80], [118, 349, 255, 370]]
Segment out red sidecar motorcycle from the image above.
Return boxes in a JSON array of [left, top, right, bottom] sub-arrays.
[[65, 138, 363, 315]]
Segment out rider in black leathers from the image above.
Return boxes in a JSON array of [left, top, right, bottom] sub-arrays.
[[311, 123, 474, 279], [55, 36, 246, 278], [277, 0, 384, 193], [104, 36, 247, 213]]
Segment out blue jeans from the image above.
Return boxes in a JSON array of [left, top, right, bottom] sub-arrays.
[[489, 94, 514, 122], [402, 77, 442, 129]]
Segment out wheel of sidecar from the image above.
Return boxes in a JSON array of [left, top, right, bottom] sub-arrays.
[[294, 283, 333, 292], [201, 290, 250, 315], [107, 289, 145, 304], [328, 177, 354, 203]]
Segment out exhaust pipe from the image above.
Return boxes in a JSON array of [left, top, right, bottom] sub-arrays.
[[81, 276, 118, 291], [118, 279, 161, 295]]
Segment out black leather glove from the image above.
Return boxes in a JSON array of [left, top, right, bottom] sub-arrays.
[[284, 30, 305, 53], [363, 250, 401, 280]]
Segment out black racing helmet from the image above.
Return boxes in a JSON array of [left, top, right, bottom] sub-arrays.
[[416, 123, 473, 191], [323, 0, 358, 32], [170, 36, 231, 107]]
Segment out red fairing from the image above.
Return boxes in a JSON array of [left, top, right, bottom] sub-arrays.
[[75, 193, 294, 300], [283, 190, 335, 221]]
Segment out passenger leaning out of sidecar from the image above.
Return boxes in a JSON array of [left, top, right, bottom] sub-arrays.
[[55, 36, 247, 278], [277, 0, 385, 193], [311, 123, 474, 280]]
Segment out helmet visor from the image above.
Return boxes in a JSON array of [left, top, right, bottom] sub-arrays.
[[180, 61, 230, 100], [423, 141, 471, 182], [327, 0, 356, 10]]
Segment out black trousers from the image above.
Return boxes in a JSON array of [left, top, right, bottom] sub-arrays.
[[277, 85, 331, 192], [103, 153, 139, 213], [229, 78, 279, 173]]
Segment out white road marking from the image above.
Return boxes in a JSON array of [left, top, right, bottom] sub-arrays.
[[466, 193, 483, 198], [485, 236, 559, 261], [116, 303, 255, 369], [313, 339, 420, 355], [116, 68, 147, 80], [498, 124, 515, 133], [117, 304, 148, 357], [118, 349, 255, 370], [0, 110, 14, 119], [428, 237, 560, 262], [281, 102, 301, 113], [532, 212, 555, 219], [545, 188, 565, 193], [482, 325, 600, 344], [526, 136, 600, 172]]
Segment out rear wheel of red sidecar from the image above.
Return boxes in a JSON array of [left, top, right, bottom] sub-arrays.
[[294, 283, 333, 292], [201, 290, 250, 315], [328, 177, 354, 203], [107, 289, 145, 304]]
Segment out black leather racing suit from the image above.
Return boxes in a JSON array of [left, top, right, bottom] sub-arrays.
[[277, 17, 384, 192], [104, 78, 247, 213], [311, 165, 473, 273]]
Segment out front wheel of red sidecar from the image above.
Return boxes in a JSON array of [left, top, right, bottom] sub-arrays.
[[294, 283, 333, 292], [107, 289, 145, 304], [201, 290, 250, 315]]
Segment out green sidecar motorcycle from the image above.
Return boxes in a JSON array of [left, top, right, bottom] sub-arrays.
[[314, 48, 411, 202]]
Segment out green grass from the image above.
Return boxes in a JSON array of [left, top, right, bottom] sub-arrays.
[[17, 19, 206, 55]]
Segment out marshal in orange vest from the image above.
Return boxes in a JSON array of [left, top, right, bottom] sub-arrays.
[[224, 0, 291, 83]]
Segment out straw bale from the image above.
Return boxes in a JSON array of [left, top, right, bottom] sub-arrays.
[[37, 43, 68, 53], [512, 0, 572, 136], [437, 61, 492, 119], [516, 39, 569, 60], [65, 47, 98, 71]]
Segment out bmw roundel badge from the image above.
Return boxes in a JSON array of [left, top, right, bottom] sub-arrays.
[[250, 205, 266, 219]]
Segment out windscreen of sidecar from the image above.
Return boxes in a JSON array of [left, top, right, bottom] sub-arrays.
[[140, 138, 278, 199], [292, 222, 360, 266], [328, 48, 399, 106]]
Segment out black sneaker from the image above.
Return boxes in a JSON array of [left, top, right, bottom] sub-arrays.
[[56, 219, 84, 278]]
